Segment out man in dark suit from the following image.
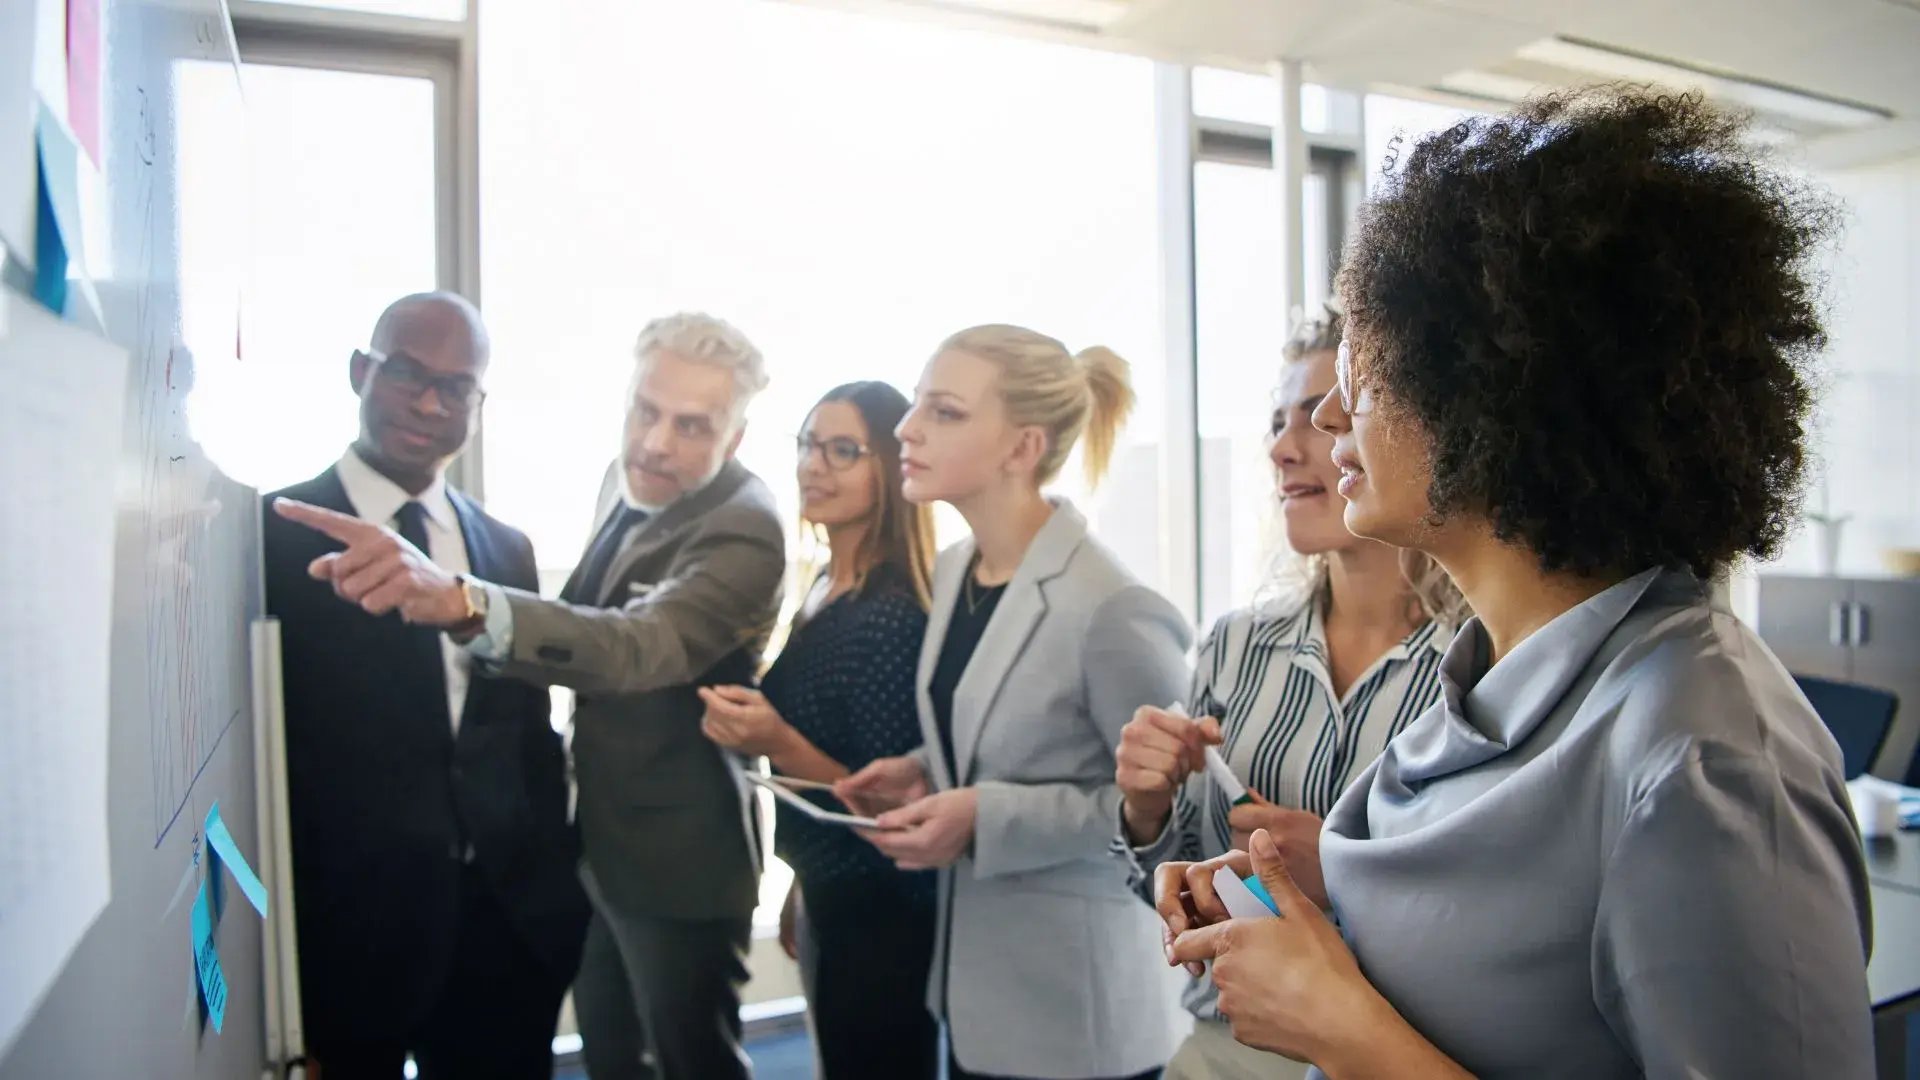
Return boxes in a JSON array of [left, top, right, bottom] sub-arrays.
[[263, 292, 588, 1079], [275, 312, 786, 1080]]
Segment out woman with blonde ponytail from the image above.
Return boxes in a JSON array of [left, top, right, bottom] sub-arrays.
[[837, 325, 1190, 1080]]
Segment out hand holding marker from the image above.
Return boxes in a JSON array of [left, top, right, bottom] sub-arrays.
[[1166, 701, 1280, 918]]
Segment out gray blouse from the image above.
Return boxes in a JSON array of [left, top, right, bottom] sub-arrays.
[[1316, 567, 1874, 1079]]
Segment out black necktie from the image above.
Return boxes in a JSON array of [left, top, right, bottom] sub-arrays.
[[394, 500, 432, 556], [393, 502, 450, 722], [566, 505, 645, 605]]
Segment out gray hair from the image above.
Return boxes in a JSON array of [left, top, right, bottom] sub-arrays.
[[633, 312, 768, 424]]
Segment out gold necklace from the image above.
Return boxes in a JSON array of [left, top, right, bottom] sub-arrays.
[[963, 563, 1002, 615]]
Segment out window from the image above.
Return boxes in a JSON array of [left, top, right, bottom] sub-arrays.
[[1189, 74, 1359, 627], [478, 0, 1167, 930], [1192, 66, 1331, 132], [247, 0, 467, 19], [1193, 161, 1286, 625], [183, 61, 440, 492]]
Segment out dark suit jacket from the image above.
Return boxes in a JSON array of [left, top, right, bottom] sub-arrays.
[[481, 459, 786, 921], [263, 467, 589, 1048]]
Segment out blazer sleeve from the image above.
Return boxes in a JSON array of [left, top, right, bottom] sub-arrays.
[[482, 503, 786, 697], [973, 584, 1192, 879]]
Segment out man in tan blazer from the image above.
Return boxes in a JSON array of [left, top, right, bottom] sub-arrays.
[[276, 312, 786, 1080]]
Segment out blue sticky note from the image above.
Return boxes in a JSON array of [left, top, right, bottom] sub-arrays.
[[204, 802, 268, 919], [190, 876, 228, 1032], [1242, 874, 1280, 915], [29, 143, 65, 314]]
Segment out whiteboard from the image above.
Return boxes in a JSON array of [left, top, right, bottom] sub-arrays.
[[0, 0, 267, 1077]]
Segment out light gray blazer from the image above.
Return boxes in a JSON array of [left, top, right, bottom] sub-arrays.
[[917, 500, 1190, 1079]]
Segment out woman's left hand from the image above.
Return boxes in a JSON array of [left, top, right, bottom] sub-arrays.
[[860, 788, 979, 871], [1164, 829, 1396, 1067], [697, 685, 796, 758]]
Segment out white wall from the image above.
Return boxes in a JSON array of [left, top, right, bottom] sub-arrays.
[[1765, 152, 1920, 579]]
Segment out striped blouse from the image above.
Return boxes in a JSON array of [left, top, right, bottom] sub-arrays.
[[1115, 595, 1448, 1020]]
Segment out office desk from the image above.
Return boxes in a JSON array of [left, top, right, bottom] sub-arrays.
[[1871, 882, 1920, 1080], [1867, 831, 1920, 897]]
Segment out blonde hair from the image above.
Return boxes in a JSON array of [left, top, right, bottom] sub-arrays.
[[939, 324, 1135, 488], [1260, 548, 1469, 632]]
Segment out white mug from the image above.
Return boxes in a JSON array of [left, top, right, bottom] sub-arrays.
[[1852, 784, 1899, 839]]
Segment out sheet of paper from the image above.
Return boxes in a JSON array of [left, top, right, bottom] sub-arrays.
[[0, 290, 128, 1058], [1211, 868, 1279, 920], [204, 802, 269, 919], [64, 0, 101, 167], [742, 771, 884, 829], [190, 876, 228, 1032], [32, 99, 102, 324], [764, 774, 837, 793], [0, 0, 37, 263]]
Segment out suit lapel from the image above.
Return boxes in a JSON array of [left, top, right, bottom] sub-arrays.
[[918, 544, 969, 788], [307, 466, 356, 519], [948, 501, 1088, 787], [594, 460, 750, 606], [560, 468, 623, 604]]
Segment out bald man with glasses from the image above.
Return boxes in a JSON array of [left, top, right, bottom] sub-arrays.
[[262, 292, 589, 1079]]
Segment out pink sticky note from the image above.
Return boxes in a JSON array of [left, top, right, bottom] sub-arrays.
[[66, 0, 102, 167]]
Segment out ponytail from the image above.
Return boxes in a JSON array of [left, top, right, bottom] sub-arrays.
[[1074, 345, 1135, 488], [938, 324, 1137, 491]]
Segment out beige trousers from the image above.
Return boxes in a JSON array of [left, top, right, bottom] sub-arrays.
[[1162, 1018, 1312, 1080]]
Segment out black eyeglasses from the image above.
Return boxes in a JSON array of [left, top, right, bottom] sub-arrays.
[[795, 433, 872, 471], [359, 349, 486, 414]]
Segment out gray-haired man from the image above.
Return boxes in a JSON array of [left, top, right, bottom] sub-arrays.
[[277, 312, 786, 1079]]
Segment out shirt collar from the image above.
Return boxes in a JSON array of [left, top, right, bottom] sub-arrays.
[[336, 447, 458, 533], [1387, 566, 1668, 786]]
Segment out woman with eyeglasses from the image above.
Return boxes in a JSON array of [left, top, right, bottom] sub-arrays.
[[1155, 89, 1872, 1078], [837, 326, 1189, 1080], [698, 381, 941, 1080]]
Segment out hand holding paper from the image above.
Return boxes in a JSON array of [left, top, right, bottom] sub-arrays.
[[1164, 830, 1394, 1066], [863, 787, 977, 871], [1226, 803, 1329, 909], [834, 754, 929, 818]]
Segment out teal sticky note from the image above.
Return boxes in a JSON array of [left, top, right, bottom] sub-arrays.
[[1242, 874, 1280, 915], [190, 876, 228, 1032], [30, 142, 65, 314], [204, 802, 268, 919]]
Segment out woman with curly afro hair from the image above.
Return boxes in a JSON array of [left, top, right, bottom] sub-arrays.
[[1152, 87, 1873, 1078]]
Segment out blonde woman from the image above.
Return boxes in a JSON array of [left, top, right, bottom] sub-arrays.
[[837, 325, 1189, 1080], [1112, 310, 1464, 1080]]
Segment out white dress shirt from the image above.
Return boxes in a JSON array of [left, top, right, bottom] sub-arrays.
[[335, 448, 472, 733]]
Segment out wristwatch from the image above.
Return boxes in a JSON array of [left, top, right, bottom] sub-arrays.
[[448, 573, 489, 638]]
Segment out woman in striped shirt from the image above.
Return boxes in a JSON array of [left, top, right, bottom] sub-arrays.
[[1112, 309, 1464, 1080]]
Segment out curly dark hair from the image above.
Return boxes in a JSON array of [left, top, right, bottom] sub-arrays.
[[1338, 86, 1838, 578]]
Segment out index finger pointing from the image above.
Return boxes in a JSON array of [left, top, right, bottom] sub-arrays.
[[274, 498, 377, 544]]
